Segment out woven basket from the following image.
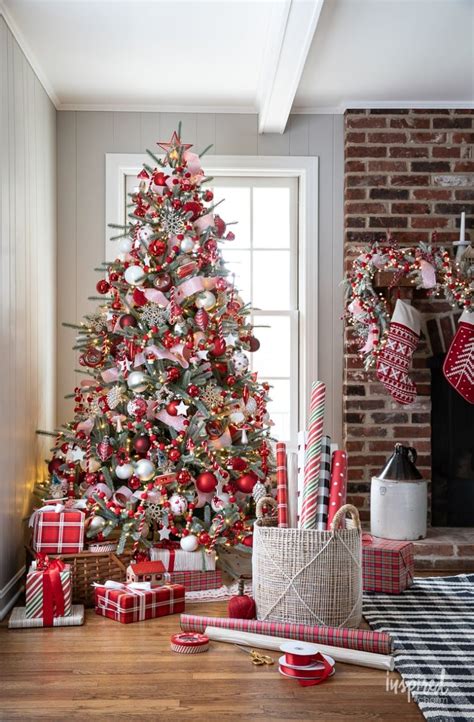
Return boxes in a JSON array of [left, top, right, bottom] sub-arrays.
[[252, 500, 362, 628], [26, 547, 132, 607]]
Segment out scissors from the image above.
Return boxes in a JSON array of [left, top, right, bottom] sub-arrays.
[[235, 645, 275, 666]]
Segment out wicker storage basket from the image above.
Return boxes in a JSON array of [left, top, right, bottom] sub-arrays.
[[26, 547, 133, 607], [252, 500, 362, 628]]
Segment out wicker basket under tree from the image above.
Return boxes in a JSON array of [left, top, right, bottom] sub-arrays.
[[26, 547, 133, 607], [252, 500, 363, 628]]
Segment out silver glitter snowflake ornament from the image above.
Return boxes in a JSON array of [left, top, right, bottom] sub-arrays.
[[141, 303, 168, 328], [160, 207, 186, 235], [107, 385, 126, 410]]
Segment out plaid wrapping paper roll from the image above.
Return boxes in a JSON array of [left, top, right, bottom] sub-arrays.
[[362, 534, 414, 594], [150, 542, 216, 571], [32, 510, 85, 554], [163, 570, 222, 592], [180, 614, 392, 656], [95, 583, 185, 623], [25, 562, 72, 622], [276, 442, 288, 528], [314, 436, 332, 530]]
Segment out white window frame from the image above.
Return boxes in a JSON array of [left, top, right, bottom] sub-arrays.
[[105, 153, 318, 450]]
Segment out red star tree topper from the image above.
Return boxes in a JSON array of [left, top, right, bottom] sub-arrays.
[[46, 127, 275, 553]]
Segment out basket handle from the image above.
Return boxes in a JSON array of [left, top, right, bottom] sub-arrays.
[[255, 496, 278, 519], [330, 504, 361, 531]]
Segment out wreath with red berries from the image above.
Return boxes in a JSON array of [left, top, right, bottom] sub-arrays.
[[344, 235, 473, 368]]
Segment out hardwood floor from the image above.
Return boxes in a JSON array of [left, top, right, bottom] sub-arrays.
[[0, 601, 423, 722]]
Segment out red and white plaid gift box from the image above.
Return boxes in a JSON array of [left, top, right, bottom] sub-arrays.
[[163, 570, 222, 592], [31, 509, 85, 554], [95, 582, 185, 624], [150, 541, 216, 571], [25, 559, 72, 623], [362, 534, 414, 594]]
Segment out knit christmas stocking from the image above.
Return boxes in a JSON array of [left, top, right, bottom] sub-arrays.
[[443, 310, 474, 404], [376, 299, 421, 405]]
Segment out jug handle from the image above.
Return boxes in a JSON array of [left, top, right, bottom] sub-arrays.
[[407, 447, 417, 463]]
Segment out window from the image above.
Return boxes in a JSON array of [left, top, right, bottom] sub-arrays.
[[107, 154, 318, 450]]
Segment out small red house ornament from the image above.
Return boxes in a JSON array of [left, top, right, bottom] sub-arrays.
[[126, 560, 166, 586]]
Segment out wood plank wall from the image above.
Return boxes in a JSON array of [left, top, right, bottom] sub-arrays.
[[56, 111, 344, 443], [0, 16, 56, 616]]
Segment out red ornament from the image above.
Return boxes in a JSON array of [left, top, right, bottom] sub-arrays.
[[119, 314, 138, 329], [205, 421, 223, 440], [195, 309, 209, 331], [242, 534, 253, 548], [128, 476, 141, 491], [149, 239, 167, 256], [210, 338, 226, 357], [85, 472, 97, 485], [226, 375, 236, 387], [183, 201, 202, 221], [79, 348, 103, 368], [97, 437, 113, 461], [230, 457, 247, 472], [48, 457, 63, 476], [168, 448, 181, 462], [166, 400, 180, 416], [132, 288, 147, 307], [235, 471, 258, 494], [96, 279, 110, 295], [152, 171, 169, 186], [228, 579, 256, 620], [187, 384, 199, 398], [214, 215, 226, 238], [133, 435, 151, 454], [196, 472, 217, 493], [154, 273, 172, 292], [166, 367, 180, 382], [214, 362, 228, 375], [177, 469, 191, 484], [203, 190, 214, 202], [198, 531, 211, 546], [248, 336, 260, 352]]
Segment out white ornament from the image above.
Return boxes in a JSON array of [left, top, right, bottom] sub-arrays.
[[245, 397, 258, 415], [118, 238, 133, 254], [232, 351, 249, 375], [88, 515, 106, 533], [180, 534, 199, 552], [211, 493, 230, 512], [180, 237, 194, 253], [138, 225, 153, 245], [134, 459, 156, 482], [175, 400, 188, 416], [229, 410, 245, 425], [127, 370, 148, 392], [169, 493, 188, 516], [115, 463, 134, 480], [195, 291, 216, 310], [159, 524, 171, 540], [224, 332, 238, 347], [124, 265, 146, 286]]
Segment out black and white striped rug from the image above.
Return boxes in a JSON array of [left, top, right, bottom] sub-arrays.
[[364, 574, 474, 722]]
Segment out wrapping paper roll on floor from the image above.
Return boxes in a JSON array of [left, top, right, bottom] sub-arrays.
[[180, 613, 392, 656], [204, 627, 394, 672]]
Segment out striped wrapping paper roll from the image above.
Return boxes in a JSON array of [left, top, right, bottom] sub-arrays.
[[314, 436, 332, 530], [300, 381, 326, 529], [276, 441, 288, 528], [327, 450, 348, 529], [180, 614, 392, 656]]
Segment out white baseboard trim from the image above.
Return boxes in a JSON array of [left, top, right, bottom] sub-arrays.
[[0, 565, 26, 621]]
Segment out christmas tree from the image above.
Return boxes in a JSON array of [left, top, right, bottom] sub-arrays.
[[45, 127, 274, 554]]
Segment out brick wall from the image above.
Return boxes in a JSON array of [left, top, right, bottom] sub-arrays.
[[344, 109, 474, 524]]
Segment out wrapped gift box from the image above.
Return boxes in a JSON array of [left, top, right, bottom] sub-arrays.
[[9, 604, 84, 629], [31, 509, 85, 554], [26, 559, 72, 622], [95, 582, 185, 624], [164, 570, 222, 592], [362, 534, 414, 594], [150, 542, 216, 572]]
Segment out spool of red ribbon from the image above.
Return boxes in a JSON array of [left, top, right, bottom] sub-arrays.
[[279, 642, 335, 687]]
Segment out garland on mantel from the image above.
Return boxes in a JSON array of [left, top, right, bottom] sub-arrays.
[[344, 235, 473, 369]]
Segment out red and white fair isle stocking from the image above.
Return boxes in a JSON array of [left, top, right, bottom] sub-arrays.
[[376, 299, 421, 405], [443, 310, 474, 404]]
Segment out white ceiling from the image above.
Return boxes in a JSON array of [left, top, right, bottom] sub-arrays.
[[1, 0, 473, 132]]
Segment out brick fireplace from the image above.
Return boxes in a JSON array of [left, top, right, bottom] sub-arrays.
[[343, 108, 474, 570]]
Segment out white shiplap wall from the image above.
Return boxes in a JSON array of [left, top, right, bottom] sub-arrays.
[[0, 16, 56, 616], [57, 111, 344, 442]]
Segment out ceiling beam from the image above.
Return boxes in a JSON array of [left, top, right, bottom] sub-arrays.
[[257, 0, 326, 135]]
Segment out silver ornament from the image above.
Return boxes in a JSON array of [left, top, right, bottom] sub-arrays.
[[134, 459, 156, 482], [252, 481, 267, 504], [195, 291, 216, 310], [88, 515, 106, 533], [127, 370, 149, 392], [180, 237, 194, 253]]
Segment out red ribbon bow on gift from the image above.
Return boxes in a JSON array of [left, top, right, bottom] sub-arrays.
[[34, 554, 67, 626]]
